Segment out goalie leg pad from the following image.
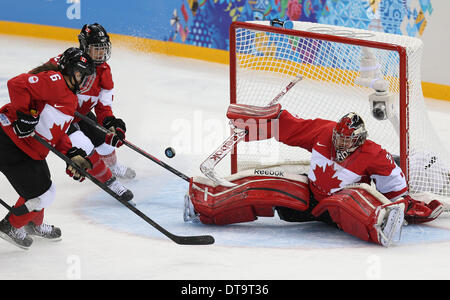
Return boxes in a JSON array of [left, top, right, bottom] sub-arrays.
[[189, 173, 310, 225], [311, 185, 404, 245]]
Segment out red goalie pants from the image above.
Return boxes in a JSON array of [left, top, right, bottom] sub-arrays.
[[188, 174, 310, 225]]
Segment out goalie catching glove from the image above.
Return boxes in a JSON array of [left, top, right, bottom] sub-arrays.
[[227, 103, 282, 141], [103, 116, 126, 147], [65, 147, 92, 182], [403, 195, 443, 224]]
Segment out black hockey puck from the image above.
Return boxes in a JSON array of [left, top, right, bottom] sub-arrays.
[[165, 147, 176, 158]]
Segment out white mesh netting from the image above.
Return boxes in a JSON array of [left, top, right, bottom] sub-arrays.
[[231, 21, 450, 207]]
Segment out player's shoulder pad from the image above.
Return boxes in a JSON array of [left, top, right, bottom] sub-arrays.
[[97, 62, 114, 90], [96, 61, 111, 71], [313, 118, 336, 135], [47, 54, 62, 66], [34, 70, 70, 92], [360, 139, 384, 155]]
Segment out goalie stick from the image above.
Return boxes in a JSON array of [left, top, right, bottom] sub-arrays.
[[199, 75, 303, 187], [74, 112, 190, 183], [30, 133, 214, 245]]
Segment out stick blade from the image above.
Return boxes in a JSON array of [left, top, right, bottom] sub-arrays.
[[171, 234, 215, 245], [200, 162, 236, 187]]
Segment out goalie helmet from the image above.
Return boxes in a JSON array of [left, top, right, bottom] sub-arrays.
[[332, 112, 368, 161], [58, 47, 95, 94], [78, 23, 111, 64]]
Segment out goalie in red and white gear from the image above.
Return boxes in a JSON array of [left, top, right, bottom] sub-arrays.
[[184, 104, 444, 247]]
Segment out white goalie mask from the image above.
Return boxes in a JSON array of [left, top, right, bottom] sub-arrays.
[[332, 112, 368, 161]]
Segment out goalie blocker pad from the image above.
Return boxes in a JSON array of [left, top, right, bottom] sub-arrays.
[[227, 103, 281, 141], [188, 169, 310, 225]]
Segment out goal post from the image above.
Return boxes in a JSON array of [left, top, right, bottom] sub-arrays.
[[229, 20, 450, 204]]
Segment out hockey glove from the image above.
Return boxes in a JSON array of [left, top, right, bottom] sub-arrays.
[[227, 103, 282, 142], [103, 116, 126, 148], [66, 147, 92, 182], [403, 195, 444, 224], [12, 110, 40, 138]]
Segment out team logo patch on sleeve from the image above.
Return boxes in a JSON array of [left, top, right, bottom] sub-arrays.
[[0, 113, 11, 126], [28, 76, 39, 84]]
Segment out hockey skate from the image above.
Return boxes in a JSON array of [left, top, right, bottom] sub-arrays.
[[24, 222, 62, 241], [183, 194, 200, 223], [0, 218, 33, 250], [106, 177, 135, 205], [375, 203, 405, 247]]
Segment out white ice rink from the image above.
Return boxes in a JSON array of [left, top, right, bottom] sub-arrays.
[[0, 35, 449, 280]]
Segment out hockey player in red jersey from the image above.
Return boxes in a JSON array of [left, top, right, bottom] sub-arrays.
[[0, 48, 95, 249], [47, 23, 134, 203], [184, 104, 444, 246]]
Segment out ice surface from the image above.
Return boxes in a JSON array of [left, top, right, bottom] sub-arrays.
[[0, 35, 449, 280]]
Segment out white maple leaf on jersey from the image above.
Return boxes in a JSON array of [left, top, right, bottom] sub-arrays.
[[77, 88, 114, 109], [35, 104, 73, 145], [308, 149, 363, 194]]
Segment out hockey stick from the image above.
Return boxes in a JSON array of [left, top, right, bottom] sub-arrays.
[[74, 112, 190, 182], [199, 75, 303, 187], [31, 133, 214, 245], [0, 198, 12, 212], [0, 197, 32, 217]]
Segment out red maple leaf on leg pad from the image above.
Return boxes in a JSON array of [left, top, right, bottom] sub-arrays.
[[312, 163, 342, 195]]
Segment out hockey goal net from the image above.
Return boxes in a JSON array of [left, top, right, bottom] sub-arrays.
[[229, 21, 450, 209]]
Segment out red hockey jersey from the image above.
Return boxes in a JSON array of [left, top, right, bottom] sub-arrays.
[[0, 72, 76, 160], [276, 110, 408, 201], [48, 56, 114, 125]]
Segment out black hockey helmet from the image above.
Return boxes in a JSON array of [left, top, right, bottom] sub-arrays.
[[58, 47, 96, 94], [78, 23, 111, 64]]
